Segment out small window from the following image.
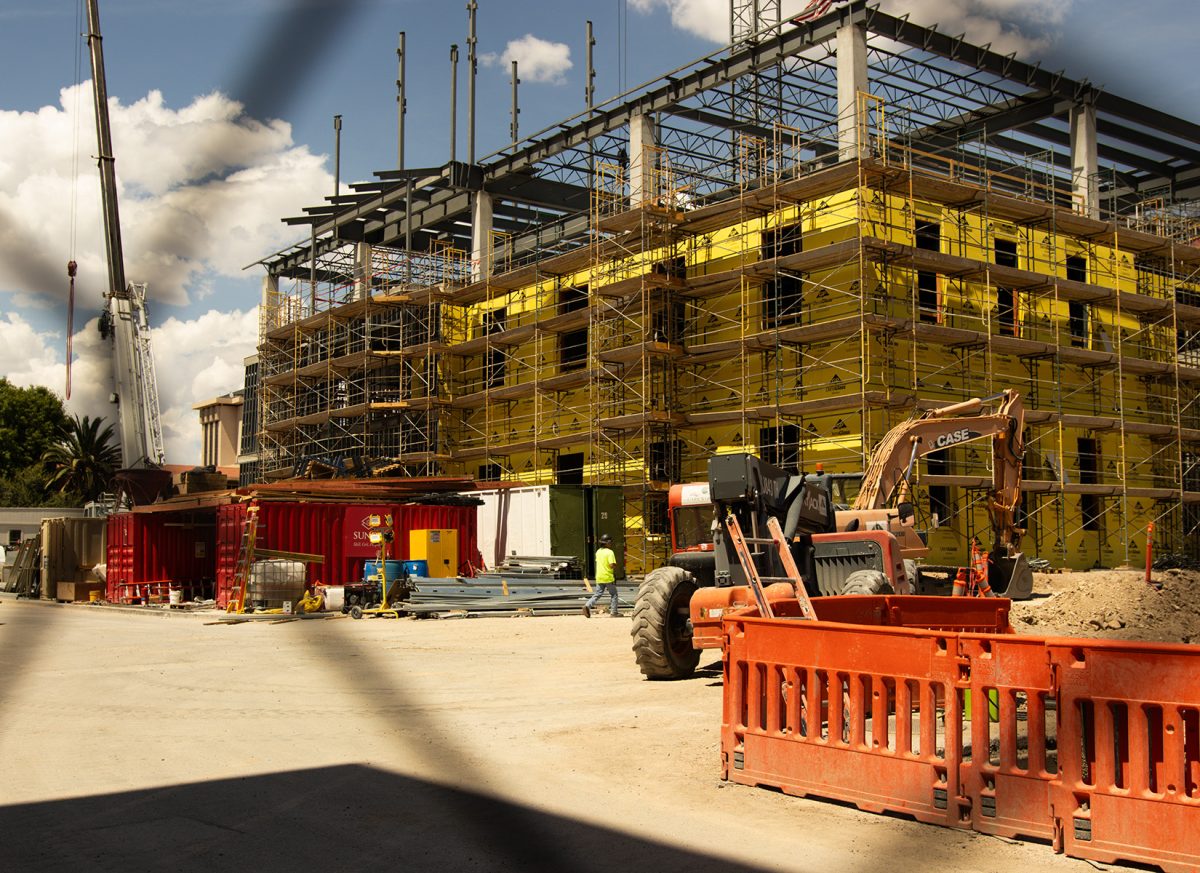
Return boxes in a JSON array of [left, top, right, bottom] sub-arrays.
[[559, 328, 588, 372], [917, 271, 939, 323], [762, 222, 804, 328], [556, 452, 585, 485], [483, 308, 507, 388], [994, 238, 1018, 268], [644, 493, 670, 536], [478, 463, 503, 482], [560, 284, 588, 314], [1065, 256, 1089, 347], [759, 425, 800, 472], [997, 286, 1018, 337], [915, 220, 940, 252], [1078, 437, 1100, 531], [648, 439, 684, 482]]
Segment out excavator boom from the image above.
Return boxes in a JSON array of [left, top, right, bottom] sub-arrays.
[[853, 390, 1025, 550]]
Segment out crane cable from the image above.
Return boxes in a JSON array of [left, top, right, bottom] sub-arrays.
[[66, 0, 85, 400]]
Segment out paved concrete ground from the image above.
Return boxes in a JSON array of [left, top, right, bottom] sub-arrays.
[[0, 599, 1102, 872]]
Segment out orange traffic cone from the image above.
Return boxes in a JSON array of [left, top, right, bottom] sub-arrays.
[[971, 539, 995, 598], [952, 567, 969, 597]]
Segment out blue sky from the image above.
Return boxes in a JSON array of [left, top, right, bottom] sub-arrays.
[[2, 0, 1199, 462]]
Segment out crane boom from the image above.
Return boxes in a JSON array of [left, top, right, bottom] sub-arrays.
[[85, 0, 165, 471]]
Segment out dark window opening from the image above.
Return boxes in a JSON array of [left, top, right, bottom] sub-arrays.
[[560, 284, 589, 314], [648, 439, 684, 482], [762, 222, 803, 260], [918, 271, 939, 323], [1066, 256, 1089, 347], [994, 238, 1018, 268], [1078, 437, 1100, 531], [915, 220, 941, 252], [556, 452, 585, 486], [926, 449, 951, 527], [651, 301, 687, 345], [653, 256, 687, 279], [644, 494, 670, 536], [478, 463, 503, 482], [559, 328, 588, 372], [484, 308, 507, 388], [759, 425, 801, 472], [997, 286, 1018, 337], [762, 222, 804, 328]]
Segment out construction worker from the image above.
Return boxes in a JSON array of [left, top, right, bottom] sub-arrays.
[[582, 533, 620, 617]]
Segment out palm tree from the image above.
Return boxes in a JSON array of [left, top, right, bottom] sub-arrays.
[[41, 415, 122, 503]]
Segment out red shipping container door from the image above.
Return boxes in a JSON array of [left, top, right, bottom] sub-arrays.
[[215, 502, 479, 608], [105, 510, 217, 603]]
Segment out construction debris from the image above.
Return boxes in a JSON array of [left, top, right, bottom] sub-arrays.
[[1011, 569, 1200, 643]]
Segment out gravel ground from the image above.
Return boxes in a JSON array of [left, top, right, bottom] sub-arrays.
[[0, 597, 1102, 873]]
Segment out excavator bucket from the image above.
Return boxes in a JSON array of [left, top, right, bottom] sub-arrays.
[[989, 551, 1034, 600]]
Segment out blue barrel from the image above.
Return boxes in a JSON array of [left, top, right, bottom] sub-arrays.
[[402, 559, 428, 578], [364, 560, 405, 581]]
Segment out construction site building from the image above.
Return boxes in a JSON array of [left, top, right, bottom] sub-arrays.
[[252, 2, 1200, 574]]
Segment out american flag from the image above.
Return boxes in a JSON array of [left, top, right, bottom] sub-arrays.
[[793, 0, 841, 24]]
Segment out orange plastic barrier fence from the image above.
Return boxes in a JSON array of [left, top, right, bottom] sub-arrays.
[[721, 598, 1200, 873], [1049, 641, 1200, 873]]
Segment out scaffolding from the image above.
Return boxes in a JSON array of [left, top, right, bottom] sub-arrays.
[[254, 2, 1200, 572]]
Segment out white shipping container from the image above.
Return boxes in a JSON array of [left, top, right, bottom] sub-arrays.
[[472, 486, 552, 570]]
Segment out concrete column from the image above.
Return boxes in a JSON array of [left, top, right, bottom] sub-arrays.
[[836, 22, 869, 161], [1070, 101, 1100, 219], [353, 242, 373, 299], [471, 190, 494, 281], [260, 273, 279, 337], [629, 112, 656, 207]]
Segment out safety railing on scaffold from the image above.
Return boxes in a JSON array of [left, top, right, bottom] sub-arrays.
[[721, 595, 1200, 873]]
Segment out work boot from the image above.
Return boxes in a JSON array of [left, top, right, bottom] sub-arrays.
[[581, 605, 591, 618]]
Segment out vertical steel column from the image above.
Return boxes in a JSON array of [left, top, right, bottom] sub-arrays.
[[333, 114, 342, 199], [510, 61, 520, 144], [467, 1, 477, 165], [450, 44, 459, 163], [585, 19, 596, 110], [397, 31, 406, 171]]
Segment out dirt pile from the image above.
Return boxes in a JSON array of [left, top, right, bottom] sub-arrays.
[[1010, 567, 1200, 643]]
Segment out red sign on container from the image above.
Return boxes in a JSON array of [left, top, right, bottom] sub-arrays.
[[343, 506, 386, 557]]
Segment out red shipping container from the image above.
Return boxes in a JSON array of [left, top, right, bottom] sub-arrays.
[[105, 511, 217, 603], [214, 501, 479, 608]]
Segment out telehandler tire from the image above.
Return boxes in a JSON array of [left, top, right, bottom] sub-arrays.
[[631, 566, 699, 680], [840, 569, 893, 595]]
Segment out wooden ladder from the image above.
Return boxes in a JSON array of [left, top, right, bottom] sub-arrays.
[[723, 513, 817, 621], [225, 506, 260, 614]]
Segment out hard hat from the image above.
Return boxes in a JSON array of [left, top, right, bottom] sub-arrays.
[[599, 533, 612, 545]]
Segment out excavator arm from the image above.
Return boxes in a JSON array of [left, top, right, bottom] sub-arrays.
[[853, 390, 1026, 550]]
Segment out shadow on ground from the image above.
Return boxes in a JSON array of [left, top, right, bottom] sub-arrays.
[[0, 764, 770, 873]]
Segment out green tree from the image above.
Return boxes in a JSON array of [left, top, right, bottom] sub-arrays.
[[0, 378, 69, 478], [41, 415, 122, 503]]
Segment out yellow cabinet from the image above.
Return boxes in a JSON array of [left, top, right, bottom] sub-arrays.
[[409, 529, 458, 578]]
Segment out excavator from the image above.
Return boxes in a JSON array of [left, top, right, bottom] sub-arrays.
[[631, 389, 1032, 679]]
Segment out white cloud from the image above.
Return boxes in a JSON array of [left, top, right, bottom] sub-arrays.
[[482, 34, 573, 85], [0, 83, 331, 310], [631, 0, 1072, 55], [0, 308, 257, 466]]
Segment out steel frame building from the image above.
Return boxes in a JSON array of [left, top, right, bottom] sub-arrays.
[[252, 1, 1200, 573]]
